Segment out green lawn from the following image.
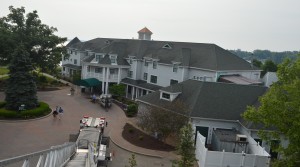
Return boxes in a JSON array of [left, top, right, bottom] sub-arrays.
[[0, 67, 9, 75]]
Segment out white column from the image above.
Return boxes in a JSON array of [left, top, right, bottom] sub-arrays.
[[102, 67, 105, 93], [136, 87, 139, 98], [105, 67, 109, 94], [131, 86, 134, 100], [126, 85, 128, 98], [118, 67, 121, 84]]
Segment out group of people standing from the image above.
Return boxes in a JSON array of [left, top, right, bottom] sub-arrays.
[[52, 106, 64, 119]]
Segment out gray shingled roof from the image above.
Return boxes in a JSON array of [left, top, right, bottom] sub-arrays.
[[121, 78, 162, 91], [62, 63, 82, 70], [137, 80, 267, 122], [66, 37, 259, 71]]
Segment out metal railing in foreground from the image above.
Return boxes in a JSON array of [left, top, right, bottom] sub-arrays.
[[0, 142, 76, 167]]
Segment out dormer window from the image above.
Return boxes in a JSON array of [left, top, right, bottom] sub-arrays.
[[162, 93, 170, 100], [145, 61, 148, 66], [110, 55, 117, 64], [95, 54, 103, 62], [163, 44, 172, 49]]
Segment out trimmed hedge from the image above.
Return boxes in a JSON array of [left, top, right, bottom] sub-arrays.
[[0, 101, 51, 119]]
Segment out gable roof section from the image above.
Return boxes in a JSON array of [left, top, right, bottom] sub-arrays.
[[137, 80, 267, 121], [67, 37, 259, 71], [67, 37, 81, 47]]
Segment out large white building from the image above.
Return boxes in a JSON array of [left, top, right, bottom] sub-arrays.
[[62, 27, 261, 96]]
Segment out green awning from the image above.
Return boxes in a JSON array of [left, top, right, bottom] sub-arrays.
[[74, 78, 101, 87]]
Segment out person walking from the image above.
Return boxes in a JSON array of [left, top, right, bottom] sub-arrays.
[[52, 109, 58, 118], [58, 107, 64, 120]]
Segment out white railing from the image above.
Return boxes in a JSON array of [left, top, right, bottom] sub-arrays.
[[0, 142, 76, 167], [195, 132, 270, 167], [83, 72, 119, 82]]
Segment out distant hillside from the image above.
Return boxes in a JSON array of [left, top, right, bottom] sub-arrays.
[[229, 49, 299, 64]]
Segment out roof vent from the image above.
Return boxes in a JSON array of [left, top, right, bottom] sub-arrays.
[[162, 44, 172, 49]]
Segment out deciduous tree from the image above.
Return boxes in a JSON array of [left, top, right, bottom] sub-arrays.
[[0, 6, 67, 73], [243, 57, 300, 167], [138, 100, 189, 141]]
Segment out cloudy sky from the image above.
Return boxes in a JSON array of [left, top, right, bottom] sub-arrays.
[[1, 0, 299, 52]]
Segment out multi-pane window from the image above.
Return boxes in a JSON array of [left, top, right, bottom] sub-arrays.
[[87, 66, 90, 72], [96, 55, 102, 62], [110, 68, 116, 74], [150, 75, 157, 84], [170, 79, 178, 85], [95, 67, 102, 73], [144, 61, 148, 66], [162, 93, 170, 100], [128, 71, 133, 78], [63, 67, 65, 71], [110, 55, 117, 64], [129, 58, 133, 64], [74, 51, 77, 55], [74, 59, 77, 65], [173, 64, 178, 72], [143, 73, 148, 80], [153, 61, 157, 69]]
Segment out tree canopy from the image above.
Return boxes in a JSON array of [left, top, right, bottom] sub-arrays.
[[138, 100, 189, 140], [0, 6, 67, 73], [243, 56, 300, 167]]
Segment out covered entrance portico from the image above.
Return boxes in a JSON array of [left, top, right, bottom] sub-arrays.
[[121, 78, 162, 100]]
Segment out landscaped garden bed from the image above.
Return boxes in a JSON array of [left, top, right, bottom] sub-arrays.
[[122, 123, 175, 151], [0, 101, 52, 119]]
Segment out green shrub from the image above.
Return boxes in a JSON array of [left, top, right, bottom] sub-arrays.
[[0, 67, 9, 75], [129, 128, 134, 133], [126, 104, 138, 117], [0, 101, 51, 119], [0, 101, 6, 108], [38, 75, 48, 83], [138, 135, 144, 141]]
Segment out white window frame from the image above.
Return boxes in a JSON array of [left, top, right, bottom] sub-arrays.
[[95, 67, 102, 73], [128, 71, 133, 78], [150, 75, 157, 84], [143, 73, 148, 80], [161, 92, 171, 100], [110, 55, 117, 64], [153, 61, 157, 69], [173, 64, 178, 72]]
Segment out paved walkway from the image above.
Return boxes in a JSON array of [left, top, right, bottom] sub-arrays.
[[0, 87, 177, 162]]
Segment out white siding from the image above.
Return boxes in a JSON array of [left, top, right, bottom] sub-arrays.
[[188, 69, 216, 82]]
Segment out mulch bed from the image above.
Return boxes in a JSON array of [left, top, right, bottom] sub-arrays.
[[122, 123, 175, 151]]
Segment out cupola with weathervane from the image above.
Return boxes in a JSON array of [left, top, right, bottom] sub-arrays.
[[138, 27, 153, 40]]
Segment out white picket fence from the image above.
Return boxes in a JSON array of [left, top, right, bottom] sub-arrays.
[[195, 132, 271, 167]]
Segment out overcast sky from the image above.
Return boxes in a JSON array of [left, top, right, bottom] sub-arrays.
[[1, 0, 299, 52]]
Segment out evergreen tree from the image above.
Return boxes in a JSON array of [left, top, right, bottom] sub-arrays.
[[176, 124, 197, 167], [5, 45, 38, 110]]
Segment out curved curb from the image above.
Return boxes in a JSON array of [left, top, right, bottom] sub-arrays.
[[0, 112, 52, 123], [109, 132, 164, 159]]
